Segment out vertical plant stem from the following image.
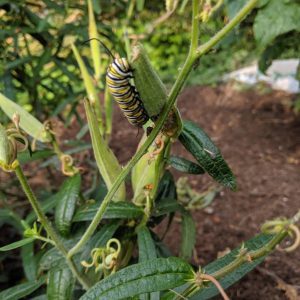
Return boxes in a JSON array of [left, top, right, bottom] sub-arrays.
[[196, 0, 258, 58], [68, 0, 258, 258], [14, 164, 91, 289]]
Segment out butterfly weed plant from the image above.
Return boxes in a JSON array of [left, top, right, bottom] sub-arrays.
[[0, 1, 300, 299]]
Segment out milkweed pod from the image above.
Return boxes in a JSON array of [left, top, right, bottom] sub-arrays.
[[131, 134, 170, 205], [130, 44, 167, 119]]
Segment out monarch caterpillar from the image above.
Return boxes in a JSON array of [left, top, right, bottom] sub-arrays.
[[106, 58, 149, 127], [85, 39, 149, 127]]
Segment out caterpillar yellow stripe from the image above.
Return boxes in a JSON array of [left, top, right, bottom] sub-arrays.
[[106, 58, 149, 127]]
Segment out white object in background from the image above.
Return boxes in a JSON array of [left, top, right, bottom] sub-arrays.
[[224, 59, 299, 94]]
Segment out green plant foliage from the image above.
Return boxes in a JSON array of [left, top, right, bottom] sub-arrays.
[[254, 0, 300, 48], [54, 174, 82, 237], [0, 276, 46, 300], [169, 155, 205, 174], [0, 1, 297, 299], [0, 237, 35, 251], [179, 120, 237, 190], [80, 258, 194, 300], [180, 210, 196, 261], [73, 202, 144, 221], [47, 265, 75, 300]]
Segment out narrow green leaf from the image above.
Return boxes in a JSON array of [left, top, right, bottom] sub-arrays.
[[80, 257, 194, 300], [73, 202, 144, 222], [54, 174, 81, 236], [88, 0, 102, 79], [47, 265, 75, 300], [189, 234, 274, 299], [155, 171, 177, 201], [180, 211, 196, 260], [84, 99, 126, 201], [18, 149, 55, 164], [137, 226, 157, 262], [179, 120, 237, 190], [104, 84, 113, 136], [21, 242, 37, 281], [137, 226, 160, 300], [0, 93, 51, 142], [71, 44, 99, 105], [136, 0, 145, 11], [39, 239, 77, 272], [169, 156, 205, 174], [152, 200, 182, 217], [0, 237, 35, 251], [162, 234, 279, 300], [0, 276, 45, 300]]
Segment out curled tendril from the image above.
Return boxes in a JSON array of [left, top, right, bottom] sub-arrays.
[[81, 238, 122, 274], [261, 218, 300, 253], [61, 154, 80, 176], [0, 117, 29, 172]]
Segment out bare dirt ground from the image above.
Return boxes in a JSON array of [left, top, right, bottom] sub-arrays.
[[110, 84, 300, 300]]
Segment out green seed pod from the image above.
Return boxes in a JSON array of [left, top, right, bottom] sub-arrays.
[[0, 124, 10, 165], [131, 134, 170, 204], [131, 44, 167, 119]]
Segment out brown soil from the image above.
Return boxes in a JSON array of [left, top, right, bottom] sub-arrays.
[[110, 84, 300, 300]]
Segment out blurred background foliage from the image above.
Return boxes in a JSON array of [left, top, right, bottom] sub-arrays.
[[0, 0, 299, 124]]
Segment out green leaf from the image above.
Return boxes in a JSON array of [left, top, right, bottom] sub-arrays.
[[189, 234, 274, 299], [0, 93, 52, 142], [88, 0, 102, 79], [84, 99, 126, 201], [21, 242, 37, 281], [162, 234, 277, 300], [155, 171, 177, 201], [39, 238, 80, 272], [47, 265, 75, 300], [254, 0, 300, 48], [18, 149, 55, 164], [80, 257, 194, 300], [152, 200, 182, 217], [137, 226, 157, 262], [0, 276, 45, 300], [169, 156, 205, 174], [0, 237, 35, 251], [179, 120, 236, 190], [73, 202, 144, 222], [180, 210, 196, 261], [137, 226, 160, 300], [54, 174, 81, 236]]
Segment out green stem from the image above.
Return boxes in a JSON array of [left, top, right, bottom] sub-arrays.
[[184, 229, 289, 299], [195, 0, 258, 58], [68, 0, 258, 258], [14, 164, 91, 290]]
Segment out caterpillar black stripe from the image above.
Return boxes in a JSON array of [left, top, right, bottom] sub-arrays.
[[106, 58, 149, 127]]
